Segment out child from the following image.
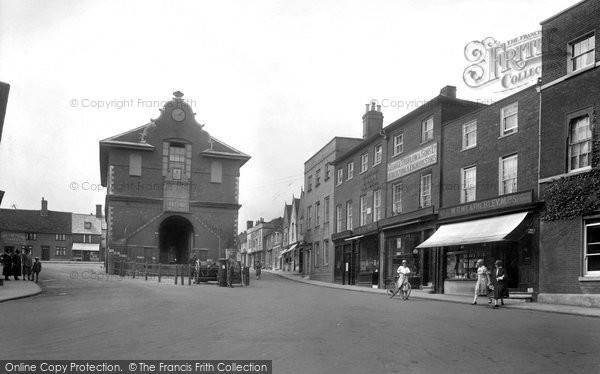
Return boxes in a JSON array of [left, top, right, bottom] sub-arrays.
[[32, 257, 42, 283]]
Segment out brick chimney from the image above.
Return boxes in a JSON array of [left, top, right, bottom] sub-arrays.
[[96, 204, 102, 218], [362, 101, 383, 139], [247, 220, 254, 230], [439, 85, 457, 98], [41, 197, 48, 216]]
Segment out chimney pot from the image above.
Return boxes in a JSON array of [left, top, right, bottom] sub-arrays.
[[96, 204, 102, 218], [41, 197, 48, 216], [440, 85, 457, 98]]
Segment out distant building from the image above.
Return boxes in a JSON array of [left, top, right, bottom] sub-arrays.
[[100, 92, 250, 265], [0, 198, 105, 262]]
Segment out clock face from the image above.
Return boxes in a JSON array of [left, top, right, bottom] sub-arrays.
[[171, 108, 186, 122]]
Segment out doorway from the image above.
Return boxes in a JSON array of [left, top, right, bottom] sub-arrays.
[[159, 215, 194, 264], [343, 245, 357, 285]]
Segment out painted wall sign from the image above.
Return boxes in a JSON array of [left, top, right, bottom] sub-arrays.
[[439, 190, 533, 219], [387, 143, 437, 181], [0, 232, 26, 245]]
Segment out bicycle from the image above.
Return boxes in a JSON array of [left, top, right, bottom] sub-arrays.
[[385, 275, 412, 300]]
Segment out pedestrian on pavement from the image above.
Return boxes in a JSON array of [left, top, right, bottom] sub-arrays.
[[255, 262, 262, 280], [12, 249, 22, 280], [226, 257, 236, 288], [397, 260, 411, 300], [2, 249, 13, 281], [189, 254, 198, 284], [22, 248, 33, 281], [491, 260, 507, 308], [472, 259, 492, 305], [32, 257, 42, 283]]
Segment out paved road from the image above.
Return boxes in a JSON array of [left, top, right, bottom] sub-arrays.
[[1, 263, 599, 373]]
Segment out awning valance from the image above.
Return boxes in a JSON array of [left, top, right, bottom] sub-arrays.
[[344, 235, 364, 241], [72, 243, 100, 252], [416, 212, 528, 248]]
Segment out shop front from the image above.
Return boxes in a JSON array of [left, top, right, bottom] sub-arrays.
[[418, 205, 540, 296]]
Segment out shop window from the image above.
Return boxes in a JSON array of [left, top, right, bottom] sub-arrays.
[[584, 220, 600, 276], [446, 249, 490, 280], [569, 33, 595, 73]]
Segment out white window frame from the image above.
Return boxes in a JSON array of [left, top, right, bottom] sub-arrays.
[[374, 144, 382, 165], [346, 201, 353, 231], [569, 33, 595, 73], [324, 196, 330, 224], [568, 114, 592, 172], [501, 102, 518, 136], [373, 189, 382, 222], [461, 166, 477, 203], [337, 169, 343, 186], [462, 121, 477, 150], [347, 162, 354, 180], [307, 205, 312, 229], [360, 195, 368, 226], [361, 153, 368, 173], [392, 183, 403, 215], [323, 239, 329, 266], [315, 201, 321, 227], [584, 220, 600, 276], [336, 205, 342, 233], [499, 154, 518, 195], [421, 116, 434, 143], [393, 134, 404, 156], [420, 173, 432, 208]]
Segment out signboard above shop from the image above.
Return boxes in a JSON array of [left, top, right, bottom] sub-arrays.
[[387, 143, 437, 181], [438, 190, 533, 220]]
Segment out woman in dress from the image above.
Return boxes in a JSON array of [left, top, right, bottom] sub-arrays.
[[397, 260, 411, 300], [472, 259, 491, 305], [491, 260, 508, 308]]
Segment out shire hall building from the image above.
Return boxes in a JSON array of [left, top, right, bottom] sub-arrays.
[[99, 92, 250, 264]]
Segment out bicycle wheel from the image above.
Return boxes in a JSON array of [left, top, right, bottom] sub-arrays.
[[386, 280, 398, 298], [403, 282, 412, 300]]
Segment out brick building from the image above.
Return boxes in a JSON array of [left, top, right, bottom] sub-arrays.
[[100, 92, 250, 265], [331, 89, 485, 287], [303, 137, 361, 282], [71, 206, 104, 262], [419, 86, 542, 296], [538, 0, 600, 306]]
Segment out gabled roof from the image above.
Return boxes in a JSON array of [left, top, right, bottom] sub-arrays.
[[268, 217, 284, 231], [0, 209, 71, 234], [199, 137, 251, 162]]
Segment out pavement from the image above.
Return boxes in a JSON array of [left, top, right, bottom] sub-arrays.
[[266, 269, 600, 318], [0, 277, 42, 302]]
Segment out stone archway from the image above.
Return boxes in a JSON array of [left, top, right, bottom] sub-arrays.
[[158, 215, 194, 264]]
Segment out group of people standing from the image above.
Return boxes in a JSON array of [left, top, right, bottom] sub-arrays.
[[473, 259, 509, 308], [2, 248, 42, 283]]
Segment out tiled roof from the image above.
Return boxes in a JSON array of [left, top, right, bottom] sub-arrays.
[[0, 209, 71, 234]]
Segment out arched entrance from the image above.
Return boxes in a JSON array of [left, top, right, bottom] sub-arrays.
[[159, 215, 194, 264]]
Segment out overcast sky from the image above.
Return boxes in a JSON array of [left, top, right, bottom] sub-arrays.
[[0, 0, 576, 230]]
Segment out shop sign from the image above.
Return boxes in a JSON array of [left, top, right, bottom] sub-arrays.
[[439, 190, 533, 219], [387, 143, 437, 181], [0, 232, 26, 245], [354, 222, 378, 236]]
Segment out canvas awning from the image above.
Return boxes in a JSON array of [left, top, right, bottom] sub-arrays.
[[72, 243, 100, 252], [280, 243, 298, 255], [416, 212, 528, 248]]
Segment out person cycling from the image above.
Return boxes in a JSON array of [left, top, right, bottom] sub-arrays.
[[396, 260, 411, 300]]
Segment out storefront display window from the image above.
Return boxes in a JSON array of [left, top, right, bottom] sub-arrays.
[[446, 247, 489, 280]]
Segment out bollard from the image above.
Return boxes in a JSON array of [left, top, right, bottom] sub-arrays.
[[175, 265, 178, 285], [158, 263, 162, 283]]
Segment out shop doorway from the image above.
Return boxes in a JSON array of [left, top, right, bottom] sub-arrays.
[[343, 248, 357, 285], [159, 215, 194, 264]]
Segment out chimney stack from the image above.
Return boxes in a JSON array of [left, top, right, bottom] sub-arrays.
[[96, 204, 103, 218], [247, 220, 254, 230], [439, 85, 457, 98], [41, 197, 48, 216], [362, 101, 383, 139]]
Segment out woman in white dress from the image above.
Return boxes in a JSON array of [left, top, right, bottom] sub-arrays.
[[472, 259, 491, 305], [397, 260, 411, 300]]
